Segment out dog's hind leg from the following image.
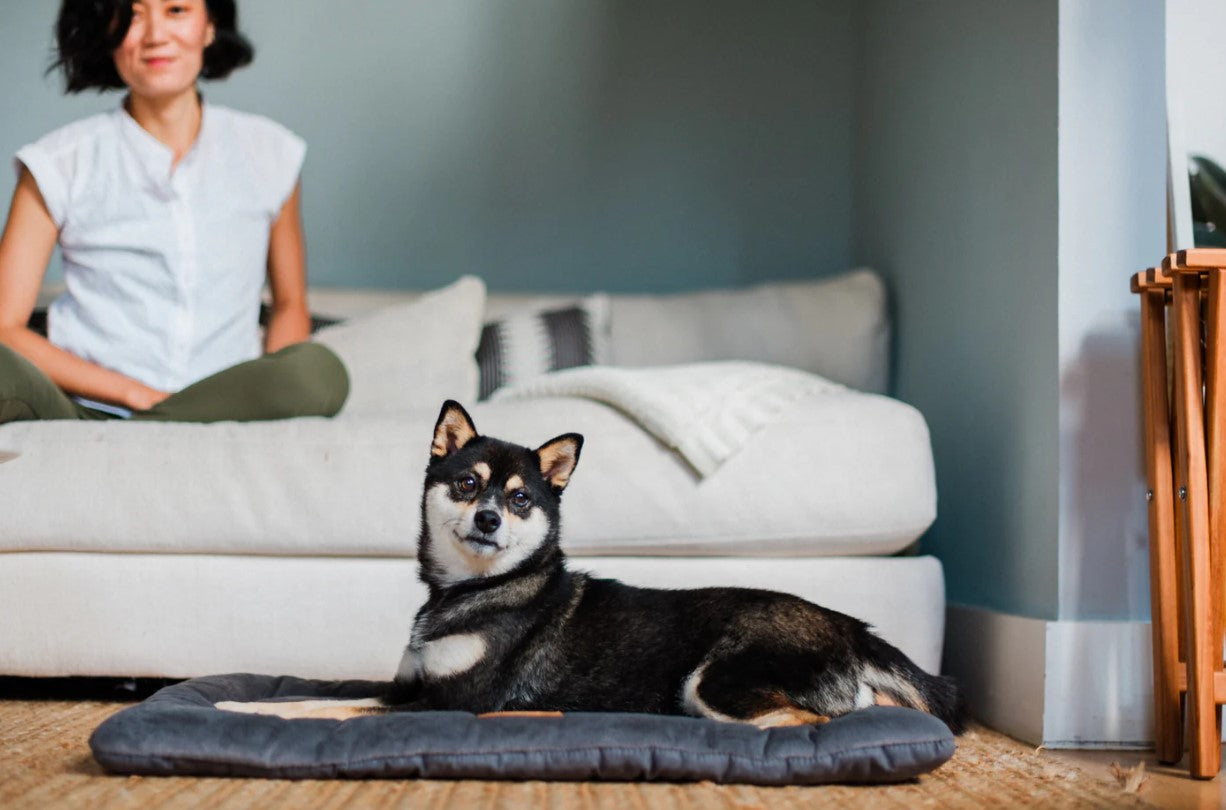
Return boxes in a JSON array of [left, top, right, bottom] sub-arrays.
[[682, 660, 834, 729], [743, 706, 830, 729], [215, 698, 388, 721]]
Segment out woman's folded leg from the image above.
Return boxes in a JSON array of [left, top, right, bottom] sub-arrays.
[[133, 342, 349, 423], [0, 343, 101, 423]]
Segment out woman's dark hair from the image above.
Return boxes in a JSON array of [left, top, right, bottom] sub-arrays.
[[52, 0, 254, 93]]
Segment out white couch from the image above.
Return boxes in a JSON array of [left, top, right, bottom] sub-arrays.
[[0, 269, 945, 681]]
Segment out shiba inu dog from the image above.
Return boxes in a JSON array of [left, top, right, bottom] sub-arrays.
[[220, 400, 967, 732]]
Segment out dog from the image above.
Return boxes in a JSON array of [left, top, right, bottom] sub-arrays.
[[219, 400, 967, 732]]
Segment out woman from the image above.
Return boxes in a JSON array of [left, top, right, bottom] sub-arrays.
[[0, 0, 348, 423]]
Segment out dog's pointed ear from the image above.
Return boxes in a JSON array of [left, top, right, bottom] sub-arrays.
[[536, 433, 583, 491], [432, 400, 478, 458]]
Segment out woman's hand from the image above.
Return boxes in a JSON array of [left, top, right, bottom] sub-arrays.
[[124, 382, 171, 412]]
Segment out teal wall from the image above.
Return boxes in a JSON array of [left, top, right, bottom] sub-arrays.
[[0, 1, 857, 293], [853, 0, 1062, 620]]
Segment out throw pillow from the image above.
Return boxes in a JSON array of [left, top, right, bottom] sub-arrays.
[[313, 276, 487, 418], [476, 294, 610, 399]]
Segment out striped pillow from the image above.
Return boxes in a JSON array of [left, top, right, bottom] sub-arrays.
[[477, 295, 610, 399]]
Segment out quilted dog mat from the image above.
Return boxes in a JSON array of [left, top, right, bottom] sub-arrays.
[[89, 674, 956, 785]]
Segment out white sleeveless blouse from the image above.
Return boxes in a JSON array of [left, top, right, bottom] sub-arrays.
[[15, 102, 306, 392]]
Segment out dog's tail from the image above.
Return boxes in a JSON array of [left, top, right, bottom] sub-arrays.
[[860, 633, 969, 734]]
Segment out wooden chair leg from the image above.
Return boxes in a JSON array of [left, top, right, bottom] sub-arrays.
[[1205, 272, 1226, 721], [1141, 289, 1182, 764], [1172, 271, 1221, 779]]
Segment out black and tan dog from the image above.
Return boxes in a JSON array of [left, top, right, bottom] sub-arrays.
[[220, 400, 967, 732]]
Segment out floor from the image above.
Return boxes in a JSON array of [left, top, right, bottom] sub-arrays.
[[1047, 747, 1226, 809], [0, 690, 1162, 809]]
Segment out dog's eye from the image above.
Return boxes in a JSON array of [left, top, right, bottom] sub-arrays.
[[510, 490, 531, 509], [456, 475, 478, 494]]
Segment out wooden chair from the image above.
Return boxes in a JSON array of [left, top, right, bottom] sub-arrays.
[[1135, 247, 1226, 778], [1133, 264, 1183, 770]]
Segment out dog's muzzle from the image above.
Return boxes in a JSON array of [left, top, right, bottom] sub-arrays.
[[460, 509, 503, 552], [474, 509, 502, 534]]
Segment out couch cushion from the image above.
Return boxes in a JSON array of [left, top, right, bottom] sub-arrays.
[[0, 391, 934, 558], [0, 554, 948, 678]]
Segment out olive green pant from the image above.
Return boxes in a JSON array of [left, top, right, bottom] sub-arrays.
[[0, 342, 349, 424]]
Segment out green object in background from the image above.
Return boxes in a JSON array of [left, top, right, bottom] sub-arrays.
[[1191, 155, 1226, 247], [1194, 223, 1226, 248]]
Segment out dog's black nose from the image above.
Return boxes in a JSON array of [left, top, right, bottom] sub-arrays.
[[474, 509, 501, 534]]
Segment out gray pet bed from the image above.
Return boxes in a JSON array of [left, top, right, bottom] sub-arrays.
[[89, 674, 956, 784]]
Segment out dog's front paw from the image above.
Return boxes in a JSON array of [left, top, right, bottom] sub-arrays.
[[215, 700, 272, 715], [214, 698, 386, 720]]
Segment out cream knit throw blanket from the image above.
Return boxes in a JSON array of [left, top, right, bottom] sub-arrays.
[[493, 362, 842, 476]]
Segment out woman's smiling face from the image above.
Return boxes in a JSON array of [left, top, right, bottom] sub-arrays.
[[112, 1, 215, 102]]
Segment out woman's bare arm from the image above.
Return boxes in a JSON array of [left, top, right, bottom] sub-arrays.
[[0, 167, 168, 411], [263, 181, 311, 354]]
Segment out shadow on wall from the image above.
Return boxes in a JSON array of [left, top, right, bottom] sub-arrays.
[[1060, 320, 1149, 620]]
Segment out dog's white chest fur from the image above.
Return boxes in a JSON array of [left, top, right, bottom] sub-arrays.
[[397, 633, 487, 681]]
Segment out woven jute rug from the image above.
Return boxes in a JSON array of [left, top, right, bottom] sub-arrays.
[[0, 699, 1157, 809]]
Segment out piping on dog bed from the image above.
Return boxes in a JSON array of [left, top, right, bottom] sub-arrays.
[[89, 674, 956, 784]]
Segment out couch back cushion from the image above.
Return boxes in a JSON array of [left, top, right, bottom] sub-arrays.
[[307, 268, 890, 394], [606, 269, 886, 393]]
